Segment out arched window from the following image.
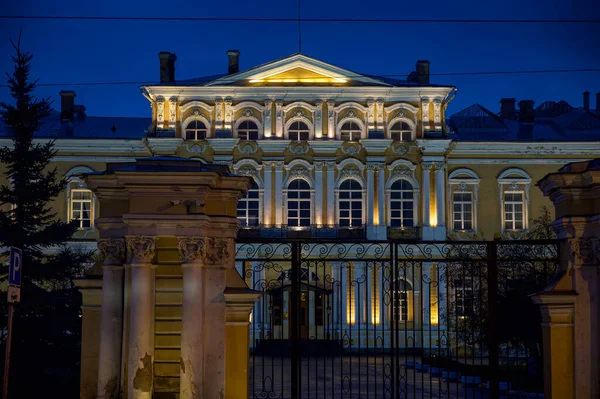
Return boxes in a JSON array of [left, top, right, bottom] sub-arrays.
[[237, 120, 259, 140], [340, 121, 362, 141], [389, 180, 414, 227], [287, 121, 310, 141], [65, 166, 96, 231], [287, 179, 311, 227], [338, 179, 363, 227], [389, 121, 413, 142], [392, 279, 412, 322], [237, 181, 260, 227], [185, 120, 208, 140]]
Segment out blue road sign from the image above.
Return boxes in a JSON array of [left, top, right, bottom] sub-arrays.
[[9, 247, 22, 287]]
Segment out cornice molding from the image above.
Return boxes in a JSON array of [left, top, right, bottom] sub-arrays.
[[450, 142, 600, 156]]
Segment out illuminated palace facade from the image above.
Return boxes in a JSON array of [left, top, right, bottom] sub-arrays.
[[3, 51, 600, 360]]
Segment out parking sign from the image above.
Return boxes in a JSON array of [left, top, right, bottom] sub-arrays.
[[9, 247, 22, 287]]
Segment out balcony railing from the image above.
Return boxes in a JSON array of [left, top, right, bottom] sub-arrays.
[[237, 224, 367, 239]]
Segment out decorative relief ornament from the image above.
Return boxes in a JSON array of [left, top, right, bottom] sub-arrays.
[[156, 98, 165, 124], [243, 108, 254, 118], [192, 109, 200, 116], [392, 167, 411, 177], [204, 237, 231, 265], [392, 143, 410, 155], [186, 144, 207, 154], [457, 182, 469, 191], [126, 236, 156, 264], [290, 165, 309, 177], [294, 108, 305, 118], [340, 168, 361, 179], [433, 162, 446, 170], [508, 182, 520, 191], [237, 143, 257, 155], [289, 142, 309, 155], [327, 101, 335, 121], [325, 161, 336, 169], [237, 166, 258, 177], [177, 236, 206, 263], [341, 144, 361, 156], [98, 238, 125, 265], [313, 161, 324, 168], [76, 180, 88, 189], [346, 109, 357, 118], [422, 162, 434, 170], [570, 237, 599, 264], [396, 110, 408, 119]]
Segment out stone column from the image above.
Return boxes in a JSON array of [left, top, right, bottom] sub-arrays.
[[327, 101, 336, 139], [377, 166, 386, 227], [126, 236, 156, 399], [326, 162, 336, 226], [177, 236, 206, 399], [263, 100, 272, 138], [434, 162, 447, 240], [421, 162, 433, 239], [314, 101, 323, 139], [274, 161, 284, 226], [275, 101, 283, 138], [314, 162, 324, 226], [96, 238, 126, 398], [421, 98, 430, 134], [263, 162, 273, 226], [366, 165, 375, 226]]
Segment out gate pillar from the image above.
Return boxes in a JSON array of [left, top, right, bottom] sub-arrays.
[[537, 159, 600, 399]]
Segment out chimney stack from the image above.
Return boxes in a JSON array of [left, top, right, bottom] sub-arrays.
[[227, 50, 240, 75], [583, 91, 590, 110], [500, 98, 517, 120], [59, 90, 76, 121], [415, 60, 430, 85], [158, 52, 177, 84], [518, 100, 535, 123]]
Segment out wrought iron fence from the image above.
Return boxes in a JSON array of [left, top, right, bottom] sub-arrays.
[[236, 239, 561, 399]]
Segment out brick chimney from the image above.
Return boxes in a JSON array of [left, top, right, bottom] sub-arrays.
[[583, 91, 590, 110], [415, 60, 430, 84], [227, 50, 240, 75], [500, 98, 517, 120], [158, 52, 177, 83], [59, 90, 76, 121], [518, 100, 535, 140]]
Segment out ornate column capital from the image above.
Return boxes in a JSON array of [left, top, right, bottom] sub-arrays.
[[366, 162, 385, 171], [177, 237, 233, 267], [422, 162, 434, 171], [570, 237, 600, 266], [313, 161, 324, 168], [325, 161, 336, 169], [274, 161, 285, 169], [126, 236, 156, 265], [98, 238, 126, 266], [433, 162, 446, 171], [177, 236, 206, 264]]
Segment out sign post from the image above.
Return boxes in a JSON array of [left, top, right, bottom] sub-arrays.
[[3, 247, 22, 399]]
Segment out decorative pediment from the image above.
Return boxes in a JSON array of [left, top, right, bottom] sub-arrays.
[[205, 54, 389, 86]]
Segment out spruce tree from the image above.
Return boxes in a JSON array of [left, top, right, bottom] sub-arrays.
[[0, 33, 91, 398]]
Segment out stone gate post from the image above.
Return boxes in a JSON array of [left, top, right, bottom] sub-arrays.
[[536, 159, 600, 399]]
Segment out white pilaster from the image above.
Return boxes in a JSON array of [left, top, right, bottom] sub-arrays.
[[263, 100, 273, 138], [366, 166, 375, 226], [326, 162, 336, 226], [275, 101, 284, 138], [433, 98, 443, 132], [314, 162, 324, 226], [263, 162, 273, 226], [434, 162, 447, 240], [215, 98, 224, 130], [224, 98, 233, 130], [421, 98, 430, 134], [314, 101, 323, 139], [377, 165, 386, 227], [156, 97, 165, 129], [327, 101, 336, 139], [367, 100, 376, 131], [375, 98, 384, 131], [421, 162, 433, 239], [168, 96, 177, 130], [274, 161, 284, 226]]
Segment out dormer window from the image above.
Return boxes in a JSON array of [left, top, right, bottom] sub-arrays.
[[185, 120, 208, 140], [237, 120, 259, 140], [340, 121, 362, 141], [389, 121, 413, 142], [288, 121, 310, 141]]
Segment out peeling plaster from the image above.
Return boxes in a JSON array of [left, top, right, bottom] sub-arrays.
[[103, 376, 120, 399], [133, 353, 153, 392]]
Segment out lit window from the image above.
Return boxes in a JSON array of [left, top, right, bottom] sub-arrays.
[[389, 121, 412, 142], [185, 120, 208, 140], [392, 279, 411, 322], [237, 182, 260, 227], [338, 179, 363, 227], [70, 189, 93, 229], [237, 120, 259, 140], [287, 179, 311, 227], [453, 192, 473, 230], [454, 279, 474, 317], [340, 121, 362, 141], [287, 121, 310, 141], [504, 192, 524, 230], [389, 180, 414, 227]]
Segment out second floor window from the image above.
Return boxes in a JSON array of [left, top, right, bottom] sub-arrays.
[[338, 179, 363, 227], [504, 192, 524, 230], [340, 121, 362, 141], [70, 189, 93, 229], [288, 121, 310, 141], [287, 179, 311, 227], [453, 192, 473, 230], [454, 279, 474, 317], [237, 182, 260, 227], [389, 180, 414, 228], [389, 121, 412, 142], [185, 120, 208, 140], [237, 120, 259, 140]]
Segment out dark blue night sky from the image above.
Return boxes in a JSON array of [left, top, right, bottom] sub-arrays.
[[1, 0, 599, 117]]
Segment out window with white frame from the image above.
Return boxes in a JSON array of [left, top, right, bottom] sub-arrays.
[[389, 180, 414, 227], [287, 121, 310, 141], [454, 279, 474, 317], [503, 192, 525, 230], [340, 121, 362, 141], [392, 279, 412, 322], [237, 181, 260, 227], [287, 179, 311, 227], [338, 179, 363, 227], [237, 120, 259, 140], [453, 192, 473, 230], [185, 120, 208, 140], [389, 121, 413, 142], [70, 189, 93, 229]]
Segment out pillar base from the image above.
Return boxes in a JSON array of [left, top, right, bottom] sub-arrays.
[[366, 225, 387, 240], [433, 226, 447, 241]]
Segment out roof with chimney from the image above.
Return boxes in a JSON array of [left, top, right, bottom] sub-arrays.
[[0, 109, 151, 139], [150, 53, 452, 88], [449, 97, 600, 142]]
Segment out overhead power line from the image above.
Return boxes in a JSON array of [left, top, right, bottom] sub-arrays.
[[1, 68, 599, 88], [1, 15, 599, 23]]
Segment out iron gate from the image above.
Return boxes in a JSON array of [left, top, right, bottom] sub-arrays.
[[235, 239, 560, 399]]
